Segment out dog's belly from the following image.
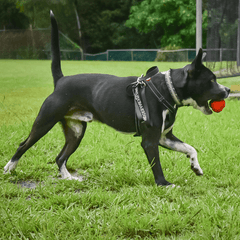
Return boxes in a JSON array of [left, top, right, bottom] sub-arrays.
[[64, 108, 136, 133], [102, 114, 136, 132], [64, 110, 93, 122]]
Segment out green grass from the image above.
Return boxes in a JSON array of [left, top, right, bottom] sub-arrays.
[[1, 60, 240, 239]]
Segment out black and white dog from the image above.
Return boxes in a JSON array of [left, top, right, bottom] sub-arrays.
[[4, 11, 230, 186]]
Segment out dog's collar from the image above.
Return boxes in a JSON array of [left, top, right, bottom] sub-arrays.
[[165, 69, 181, 106]]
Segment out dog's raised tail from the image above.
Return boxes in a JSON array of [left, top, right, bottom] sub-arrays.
[[50, 10, 63, 87]]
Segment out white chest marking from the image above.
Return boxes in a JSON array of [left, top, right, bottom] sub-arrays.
[[182, 98, 208, 114], [161, 109, 168, 133]]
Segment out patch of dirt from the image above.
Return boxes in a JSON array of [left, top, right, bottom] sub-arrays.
[[17, 180, 39, 189], [16, 171, 85, 189]]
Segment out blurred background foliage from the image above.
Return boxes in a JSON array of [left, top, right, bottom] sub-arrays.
[[0, 0, 238, 57], [0, 0, 208, 54]]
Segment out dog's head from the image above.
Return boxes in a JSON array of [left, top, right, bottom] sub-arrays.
[[173, 48, 230, 115]]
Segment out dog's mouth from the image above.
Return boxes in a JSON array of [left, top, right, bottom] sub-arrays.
[[198, 86, 229, 115], [203, 99, 225, 115], [199, 99, 223, 115], [203, 100, 213, 115]]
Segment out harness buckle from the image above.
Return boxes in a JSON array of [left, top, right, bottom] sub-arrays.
[[136, 74, 146, 87]]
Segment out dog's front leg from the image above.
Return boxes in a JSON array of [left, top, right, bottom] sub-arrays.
[[159, 129, 203, 175], [141, 126, 171, 186]]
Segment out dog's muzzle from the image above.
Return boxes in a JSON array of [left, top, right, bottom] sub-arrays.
[[204, 86, 230, 115]]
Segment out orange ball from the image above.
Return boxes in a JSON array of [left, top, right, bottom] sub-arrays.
[[210, 100, 225, 113]]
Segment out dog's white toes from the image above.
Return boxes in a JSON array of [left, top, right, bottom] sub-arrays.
[[4, 160, 18, 174], [71, 176, 81, 182], [68, 176, 79, 181], [168, 184, 180, 189], [60, 174, 83, 181]]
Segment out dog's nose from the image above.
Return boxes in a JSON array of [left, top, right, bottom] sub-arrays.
[[225, 87, 230, 98], [226, 87, 230, 94]]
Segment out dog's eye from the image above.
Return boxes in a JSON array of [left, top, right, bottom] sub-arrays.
[[211, 79, 215, 83]]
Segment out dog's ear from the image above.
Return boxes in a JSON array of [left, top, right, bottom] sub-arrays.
[[191, 48, 203, 69], [174, 49, 205, 88]]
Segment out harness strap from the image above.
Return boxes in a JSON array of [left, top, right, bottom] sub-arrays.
[[132, 77, 152, 136], [130, 66, 178, 136], [145, 79, 175, 113], [133, 87, 142, 136]]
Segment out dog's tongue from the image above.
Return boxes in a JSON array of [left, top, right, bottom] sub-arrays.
[[210, 100, 225, 113]]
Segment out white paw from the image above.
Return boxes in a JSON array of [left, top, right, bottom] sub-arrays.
[[60, 175, 83, 181], [4, 160, 18, 174], [68, 175, 82, 181], [166, 184, 180, 189], [59, 164, 84, 181]]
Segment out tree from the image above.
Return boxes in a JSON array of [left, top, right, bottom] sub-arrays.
[[126, 0, 208, 48], [14, 0, 139, 53], [74, 0, 144, 53], [4, 0, 195, 54], [15, 0, 157, 53], [0, 0, 29, 29], [207, 0, 238, 61]]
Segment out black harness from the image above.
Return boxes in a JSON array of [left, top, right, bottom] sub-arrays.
[[129, 66, 179, 136]]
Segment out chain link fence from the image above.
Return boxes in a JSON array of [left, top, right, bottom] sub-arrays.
[[0, 28, 83, 60], [0, 28, 239, 78], [83, 49, 240, 78]]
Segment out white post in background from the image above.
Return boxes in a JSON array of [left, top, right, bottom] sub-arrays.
[[237, 0, 240, 66], [196, 0, 202, 55], [220, 48, 223, 62]]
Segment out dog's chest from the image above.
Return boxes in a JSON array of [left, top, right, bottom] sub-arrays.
[[166, 110, 176, 128], [162, 109, 176, 134]]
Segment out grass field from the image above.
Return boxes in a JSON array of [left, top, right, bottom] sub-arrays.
[[1, 60, 240, 239]]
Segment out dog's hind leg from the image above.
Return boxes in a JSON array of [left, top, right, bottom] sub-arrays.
[[159, 129, 203, 176], [56, 119, 87, 180], [4, 120, 58, 174], [4, 93, 68, 174]]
